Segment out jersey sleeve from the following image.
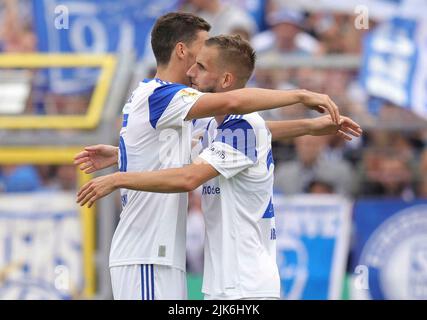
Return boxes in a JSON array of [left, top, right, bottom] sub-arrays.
[[199, 117, 258, 179], [148, 84, 205, 129]]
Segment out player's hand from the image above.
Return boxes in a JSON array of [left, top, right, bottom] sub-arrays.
[[309, 115, 362, 140], [74, 144, 119, 174], [77, 173, 118, 208], [299, 90, 341, 125]]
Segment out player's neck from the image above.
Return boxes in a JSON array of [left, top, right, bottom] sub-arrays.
[[215, 115, 226, 125], [214, 84, 244, 125], [155, 66, 186, 85]]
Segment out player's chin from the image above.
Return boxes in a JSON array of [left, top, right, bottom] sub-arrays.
[[190, 83, 199, 90]]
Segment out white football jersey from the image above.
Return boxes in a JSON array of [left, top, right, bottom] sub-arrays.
[[109, 78, 205, 271], [198, 113, 280, 299]]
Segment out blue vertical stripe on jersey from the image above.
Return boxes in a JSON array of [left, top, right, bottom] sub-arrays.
[[118, 137, 124, 172], [262, 197, 275, 218], [267, 148, 274, 171], [148, 83, 187, 129], [122, 114, 129, 127], [119, 136, 127, 172]]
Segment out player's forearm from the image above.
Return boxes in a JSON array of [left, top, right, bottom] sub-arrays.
[[227, 88, 307, 114], [266, 119, 313, 141], [113, 169, 196, 193], [113, 146, 119, 164], [101, 145, 119, 167], [187, 89, 308, 120]]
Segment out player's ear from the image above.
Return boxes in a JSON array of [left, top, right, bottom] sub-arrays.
[[175, 42, 186, 60], [221, 72, 234, 89]]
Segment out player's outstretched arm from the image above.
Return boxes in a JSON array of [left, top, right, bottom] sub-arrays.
[[77, 158, 219, 208], [186, 88, 340, 124], [267, 115, 362, 141], [74, 144, 119, 174]]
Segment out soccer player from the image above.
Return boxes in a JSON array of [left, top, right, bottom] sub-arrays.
[[76, 32, 361, 300]]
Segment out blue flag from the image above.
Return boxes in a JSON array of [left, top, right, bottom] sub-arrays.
[[32, 0, 179, 94], [360, 16, 427, 119]]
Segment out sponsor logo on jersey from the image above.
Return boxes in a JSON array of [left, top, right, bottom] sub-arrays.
[[121, 194, 128, 207], [202, 185, 221, 195], [209, 145, 226, 160]]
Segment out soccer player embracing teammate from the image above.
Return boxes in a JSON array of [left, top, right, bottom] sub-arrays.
[[75, 12, 361, 300]]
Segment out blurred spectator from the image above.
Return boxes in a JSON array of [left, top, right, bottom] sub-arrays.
[[221, 0, 269, 32], [274, 135, 355, 196], [183, 0, 257, 39], [417, 149, 427, 198], [358, 149, 416, 200], [418, 178, 427, 198], [36, 165, 60, 191], [0, 0, 93, 116], [186, 189, 205, 274], [49, 94, 91, 115], [55, 165, 77, 191], [0, 165, 80, 192], [305, 13, 363, 54], [420, 149, 427, 175], [306, 180, 335, 194], [0, 0, 35, 53], [252, 8, 321, 55], [2, 24, 36, 53], [0, 165, 41, 192], [322, 133, 363, 167]]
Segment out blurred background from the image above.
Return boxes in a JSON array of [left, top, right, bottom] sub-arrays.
[[0, 0, 427, 300]]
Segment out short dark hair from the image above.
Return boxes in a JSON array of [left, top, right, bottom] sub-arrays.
[[205, 34, 256, 84], [151, 12, 211, 66]]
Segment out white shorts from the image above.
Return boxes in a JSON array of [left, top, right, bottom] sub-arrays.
[[110, 264, 187, 300]]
